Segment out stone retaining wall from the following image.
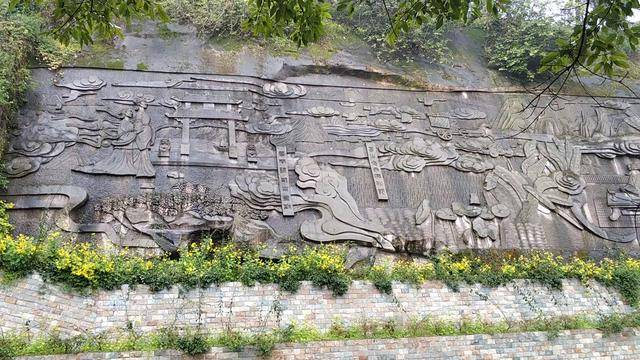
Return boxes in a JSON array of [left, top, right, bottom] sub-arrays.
[[17, 328, 640, 359], [0, 275, 632, 337]]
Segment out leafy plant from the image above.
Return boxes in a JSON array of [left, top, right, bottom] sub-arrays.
[[218, 330, 248, 352], [3, 312, 640, 356], [9, 0, 168, 46], [541, 0, 640, 78], [367, 265, 393, 294], [0, 335, 20, 360], [3, 203, 640, 306], [245, 0, 504, 46], [0, 11, 38, 136], [598, 313, 625, 335], [273, 246, 351, 296], [0, 8, 78, 178], [484, 20, 561, 80], [607, 259, 640, 307], [161, 0, 248, 37], [245, 0, 332, 46], [334, 1, 451, 64], [483, 0, 569, 80], [176, 331, 209, 355], [253, 333, 278, 356]]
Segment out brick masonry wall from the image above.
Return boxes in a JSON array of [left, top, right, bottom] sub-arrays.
[[16, 328, 640, 359], [0, 275, 632, 337]]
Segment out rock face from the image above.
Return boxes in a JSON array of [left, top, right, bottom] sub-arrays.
[[4, 67, 640, 255]]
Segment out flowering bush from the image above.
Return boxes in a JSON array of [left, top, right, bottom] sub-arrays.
[[0, 229, 351, 296], [361, 251, 640, 307], [1, 203, 640, 304]]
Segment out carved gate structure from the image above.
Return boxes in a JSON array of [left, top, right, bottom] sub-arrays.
[[3, 68, 640, 256]]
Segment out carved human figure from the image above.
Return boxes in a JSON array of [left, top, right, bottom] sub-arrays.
[[74, 103, 155, 177], [74, 109, 137, 175], [95, 181, 277, 252], [608, 164, 640, 221], [133, 102, 156, 177]]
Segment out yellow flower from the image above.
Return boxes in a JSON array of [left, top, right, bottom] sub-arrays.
[[15, 234, 36, 255], [452, 258, 471, 272], [625, 258, 640, 271], [421, 262, 435, 277], [501, 264, 517, 277], [0, 234, 9, 253], [104, 260, 115, 273], [277, 262, 292, 277], [184, 263, 196, 275]]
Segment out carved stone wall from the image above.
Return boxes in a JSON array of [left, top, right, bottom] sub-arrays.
[[4, 68, 640, 256]]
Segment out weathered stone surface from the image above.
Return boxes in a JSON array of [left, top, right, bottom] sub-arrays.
[[4, 68, 640, 255]]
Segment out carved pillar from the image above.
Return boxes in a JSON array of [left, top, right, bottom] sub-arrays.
[[276, 146, 294, 216], [179, 118, 191, 157], [228, 120, 237, 159], [366, 142, 388, 201]]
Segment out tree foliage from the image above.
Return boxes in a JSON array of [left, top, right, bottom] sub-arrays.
[[5, 0, 640, 81], [0, 6, 76, 147], [244, 0, 640, 80], [484, 1, 570, 80], [245, 0, 507, 46], [8, 0, 168, 46], [334, 0, 450, 63], [160, 0, 248, 37], [244, 0, 332, 45], [541, 0, 640, 77], [341, 0, 507, 43]]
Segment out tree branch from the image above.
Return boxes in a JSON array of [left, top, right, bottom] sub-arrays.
[[52, 0, 87, 35], [498, 0, 593, 140]]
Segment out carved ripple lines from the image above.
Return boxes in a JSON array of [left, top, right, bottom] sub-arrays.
[[262, 82, 307, 98], [55, 76, 106, 91]]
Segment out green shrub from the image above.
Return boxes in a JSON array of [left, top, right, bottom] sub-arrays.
[[176, 331, 209, 355], [160, 0, 248, 37], [4, 312, 640, 356], [152, 328, 179, 349], [366, 265, 393, 294], [523, 255, 565, 289], [218, 330, 248, 352], [0, 8, 77, 182], [0, 230, 353, 296], [274, 246, 351, 296], [608, 262, 640, 307], [0, 335, 21, 360], [484, 19, 566, 80], [3, 208, 640, 306], [253, 333, 278, 356], [143, 257, 179, 291], [598, 314, 625, 336], [0, 11, 38, 161], [482, 1, 570, 80], [334, 0, 450, 64]]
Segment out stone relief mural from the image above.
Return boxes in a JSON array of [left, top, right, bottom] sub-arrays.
[[4, 68, 640, 257]]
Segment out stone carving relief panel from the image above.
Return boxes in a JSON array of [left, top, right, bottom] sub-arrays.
[[4, 68, 640, 257]]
